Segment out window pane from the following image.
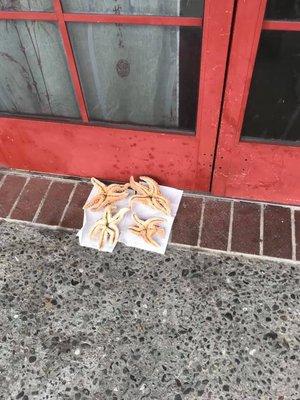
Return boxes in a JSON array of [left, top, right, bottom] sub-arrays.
[[242, 30, 300, 142], [68, 23, 201, 132], [265, 0, 300, 21], [0, 0, 53, 11], [62, 0, 204, 17], [0, 21, 80, 119]]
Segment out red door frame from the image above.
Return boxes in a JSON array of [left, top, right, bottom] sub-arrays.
[[0, 0, 234, 191], [212, 0, 300, 206]]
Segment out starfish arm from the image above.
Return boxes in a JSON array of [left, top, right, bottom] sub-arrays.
[[108, 183, 130, 193], [98, 228, 107, 249], [129, 227, 140, 235], [106, 227, 116, 245], [105, 205, 114, 221], [111, 207, 129, 224], [131, 196, 154, 210], [155, 194, 171, 210], [101, 198, 112, 209], [91, 177, 107, 193], [104, 229, 110, 246], [90, 198, 105, 210], [132, 226, 159, 247], [130, 194, 148, 207], [152, 196, 171, 215], [101, 192, 128, 208], [140, 230, 151, 245], [145, 229, 159, 247], [89, 197, 108, 211], [83, 194, 105, 210], [132, 213, 146, 227], [112, 192, 130, 201], [130, 176, 151, 196], [89, 221, 104, 238], [156, 227, 165, 237], [146, 217, 165, 227], [106, 192, 129, 202], [109, 225, 119, 246], [140, 176, 161, 196], [106, 190, 129, 198], [150, 197, 165, 213], [129, 225, 144, 233]]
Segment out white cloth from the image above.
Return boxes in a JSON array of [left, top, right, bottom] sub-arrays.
[[77, 185, 183, 254]]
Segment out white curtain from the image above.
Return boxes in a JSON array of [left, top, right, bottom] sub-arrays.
[[66, 0, 181, 128]]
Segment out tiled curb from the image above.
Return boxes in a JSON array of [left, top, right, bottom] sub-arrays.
[[1, 168, 300, 264]]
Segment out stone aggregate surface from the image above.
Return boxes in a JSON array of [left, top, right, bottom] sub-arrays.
[[0, 220, 299, 400]]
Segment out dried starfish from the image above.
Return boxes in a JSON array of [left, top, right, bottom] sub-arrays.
[[89, 205, 129, 249], [129, 213, 165, 247], [84, 177, 129, 211], [129, 176, 171, 214]]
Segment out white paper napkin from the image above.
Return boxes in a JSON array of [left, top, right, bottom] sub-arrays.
[[77, 185, 183, 254]]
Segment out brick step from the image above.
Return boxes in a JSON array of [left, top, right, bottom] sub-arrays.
[[1, 169, 299, 262]]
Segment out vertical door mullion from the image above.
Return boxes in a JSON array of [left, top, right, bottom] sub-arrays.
[[194, 0, 235, 191], [53, 0, 89, 122], [211, 0, 267, 196]]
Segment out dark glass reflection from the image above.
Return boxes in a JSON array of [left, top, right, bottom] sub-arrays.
[[265, 0, 300, 20], [242, 30, 300, 142], [181, 0, 204, 17]]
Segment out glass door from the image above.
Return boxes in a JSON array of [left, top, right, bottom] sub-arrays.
[[0, 0, 234, 190], [213, 0, 300, 205]]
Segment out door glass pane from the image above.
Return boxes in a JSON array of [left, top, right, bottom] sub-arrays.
[[68, 23, 201, 132], [242, 30, 300, 142], [265, 0, 300, 21], [62, 0, 204, 17], [0, 0, 53, 11], [0, 21, 80, 119]]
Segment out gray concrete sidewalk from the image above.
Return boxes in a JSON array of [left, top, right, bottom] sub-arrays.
[[0, 221, 299, 400]]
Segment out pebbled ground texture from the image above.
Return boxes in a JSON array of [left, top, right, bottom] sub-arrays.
[[0, 220, 299, 400]]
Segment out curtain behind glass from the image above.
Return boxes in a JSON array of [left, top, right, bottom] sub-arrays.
[[68, 0, 180, 128], [62, 0, 181, 15]]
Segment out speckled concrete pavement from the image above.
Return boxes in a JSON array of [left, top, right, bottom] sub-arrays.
[[0, 220, 299, 400]]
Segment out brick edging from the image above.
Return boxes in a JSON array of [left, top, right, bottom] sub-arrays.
[[1, 169, 299, 263]]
